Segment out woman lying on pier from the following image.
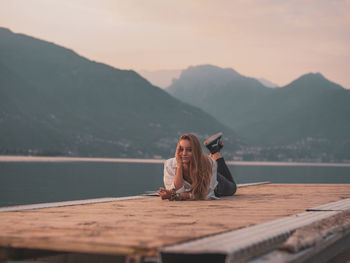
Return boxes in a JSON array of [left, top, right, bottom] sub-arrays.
[[157, 133, 237, 201]]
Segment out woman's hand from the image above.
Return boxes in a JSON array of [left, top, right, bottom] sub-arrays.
[[157, 188, 172, 200], [175, 143, 182, 166]]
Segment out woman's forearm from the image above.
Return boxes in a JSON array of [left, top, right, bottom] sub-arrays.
[[174, 164, 184, 190]]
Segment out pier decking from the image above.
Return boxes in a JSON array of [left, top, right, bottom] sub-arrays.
[[0, 184, 350, 262]]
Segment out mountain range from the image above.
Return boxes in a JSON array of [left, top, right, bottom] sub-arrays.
[[0, 28, 242, 158], [1, 27, 349, 162], [167, 65, 350, 162], [137, 69, 278, 89]]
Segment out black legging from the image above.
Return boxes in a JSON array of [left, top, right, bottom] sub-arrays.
[[214, 157, 237, 197]]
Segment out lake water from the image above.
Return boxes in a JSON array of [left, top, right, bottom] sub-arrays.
[[1, 156, 350, 207]]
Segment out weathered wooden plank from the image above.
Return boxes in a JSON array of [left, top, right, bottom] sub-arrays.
[[160, 208, 347, 262], [0, 184, 349, 259]]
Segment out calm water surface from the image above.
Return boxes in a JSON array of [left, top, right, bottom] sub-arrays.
[[1, 157, 349, 207]]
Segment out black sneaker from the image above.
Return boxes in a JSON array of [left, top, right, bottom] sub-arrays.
[[204, 132, 223, 154]]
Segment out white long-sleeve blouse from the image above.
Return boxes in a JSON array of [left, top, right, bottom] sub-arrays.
[[163, 157, 218, 200]]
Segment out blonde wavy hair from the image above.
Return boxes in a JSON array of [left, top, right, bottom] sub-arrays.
[[178, 134, 212, 200]]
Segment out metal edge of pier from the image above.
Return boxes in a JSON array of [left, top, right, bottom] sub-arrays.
[[159, 197, 350, 263]]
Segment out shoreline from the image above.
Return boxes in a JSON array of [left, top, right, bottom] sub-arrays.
[[1, 155, 350, 167]]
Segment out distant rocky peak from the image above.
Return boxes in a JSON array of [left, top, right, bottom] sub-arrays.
[[171, 64, 243, 88], [285, 72, 344, 91], [299, 72, 325, 81], [180, 64, 240, 79]]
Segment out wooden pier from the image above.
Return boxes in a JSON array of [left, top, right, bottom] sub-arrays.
[[0, 184, 350, 262]]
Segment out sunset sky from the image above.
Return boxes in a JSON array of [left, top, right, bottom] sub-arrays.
[[1, 0, 349, 88]]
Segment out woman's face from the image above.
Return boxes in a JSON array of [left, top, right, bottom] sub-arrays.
[[178, 139, 193, 164]]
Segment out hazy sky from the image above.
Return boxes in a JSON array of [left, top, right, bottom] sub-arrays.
[[1, 0, 349, 88]]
